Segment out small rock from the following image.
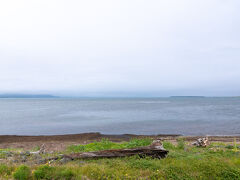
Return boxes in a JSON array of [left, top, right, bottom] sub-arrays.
[[8, 157, 19, 163], [21, 155, 27, 162], [25, 151, 31, 156], [36, 159, 46, 164], [59, 157, 71, 164], [6, 152, 13, 157]]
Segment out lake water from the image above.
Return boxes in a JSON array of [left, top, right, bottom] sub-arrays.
[[0, 97, 239, 136]]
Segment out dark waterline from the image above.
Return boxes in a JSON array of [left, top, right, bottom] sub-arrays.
[[0, 97, 240, 136]]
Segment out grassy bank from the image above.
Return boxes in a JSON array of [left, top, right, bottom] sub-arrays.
[[0, 138, 240, 179]]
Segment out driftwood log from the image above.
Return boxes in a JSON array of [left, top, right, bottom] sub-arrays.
[[63, 140, 168, 160]]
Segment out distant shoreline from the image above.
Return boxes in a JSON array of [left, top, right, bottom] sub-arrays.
[[1, 132, 240, 143], [170, 96, 205, 98], [0, 94, 59, 98]]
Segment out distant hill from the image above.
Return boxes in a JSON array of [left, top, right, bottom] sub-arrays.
[[0, 94, 59, 98]]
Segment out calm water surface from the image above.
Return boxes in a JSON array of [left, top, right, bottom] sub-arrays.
[[0, 97, 239, 135]]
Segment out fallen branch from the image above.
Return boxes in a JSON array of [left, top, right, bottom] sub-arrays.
[[30, 144, 46, 155]]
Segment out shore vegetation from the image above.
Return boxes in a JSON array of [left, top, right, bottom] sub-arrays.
[[0, 138, 240, 179]]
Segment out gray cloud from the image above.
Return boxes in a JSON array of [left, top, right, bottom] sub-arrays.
[[0, 0, 240, 96]]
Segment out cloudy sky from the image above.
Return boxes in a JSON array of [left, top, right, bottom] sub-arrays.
[[0, 0, 239, 97]]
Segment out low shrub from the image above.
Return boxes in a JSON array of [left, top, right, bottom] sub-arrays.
[[34, 165, 55, 180], [163, 141, 176, 150], [13, 165, 31, 180], [34, 165, 75, 180], [177, 138, 185, 150], [226, 145, 234, 149], [0, 164, 14, 176], [56, 169, 74, 180]]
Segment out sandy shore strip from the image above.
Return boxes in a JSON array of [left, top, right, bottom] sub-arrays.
[[0, 132, 240, 151]]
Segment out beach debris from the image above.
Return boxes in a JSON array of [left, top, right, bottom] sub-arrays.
[[8, 157, 19, 163], [150, 139, 165, 149], [192, 137, 209, 147], [62, 140, 168, 160], [30, 144, 46, 155], [5, 151, 14, 157]]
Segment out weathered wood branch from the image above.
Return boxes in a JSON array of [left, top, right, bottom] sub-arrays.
[[30, 144, 46, 155]]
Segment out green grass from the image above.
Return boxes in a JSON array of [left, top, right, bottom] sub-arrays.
[[0, 164, 14, 178], [0, 148, 22, 159], [0, 138, 240, 179], [34, 165, 74, 180], [31, 145, 40, 152], [66, 138, 152, 153], [176, 138, 185, 150], [13, 165, 31, 180]]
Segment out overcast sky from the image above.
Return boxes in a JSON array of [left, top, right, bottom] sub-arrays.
[[0, 0, 240, 97]]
